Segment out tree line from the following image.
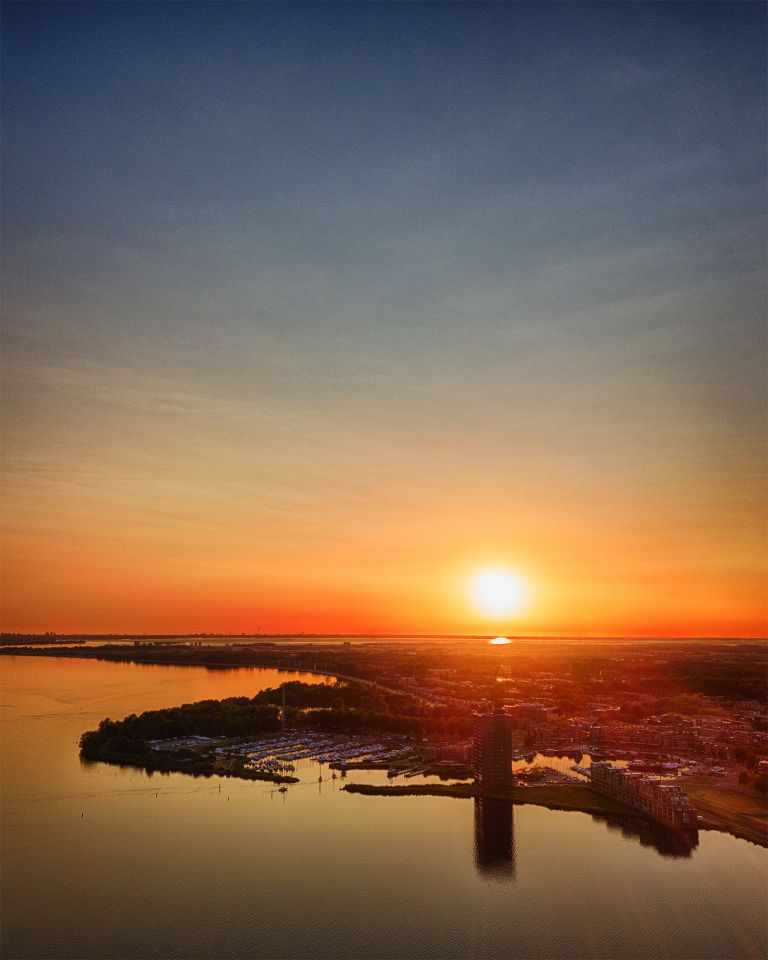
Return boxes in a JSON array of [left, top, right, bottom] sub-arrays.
[[79, 680, 482, 777]]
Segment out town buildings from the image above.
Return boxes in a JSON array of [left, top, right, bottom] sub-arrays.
[[590, 761, 697, 829]]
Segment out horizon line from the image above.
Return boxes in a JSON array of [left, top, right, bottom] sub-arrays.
[[2, 632, 766, 642]]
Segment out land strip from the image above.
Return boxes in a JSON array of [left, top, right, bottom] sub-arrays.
[[342, 781, 634, 817]]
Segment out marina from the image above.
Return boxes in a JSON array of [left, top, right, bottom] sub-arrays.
[[148, 731, 421, 780]]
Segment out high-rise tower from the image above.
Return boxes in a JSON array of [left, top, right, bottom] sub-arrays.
[[474, 705, 514, 793]]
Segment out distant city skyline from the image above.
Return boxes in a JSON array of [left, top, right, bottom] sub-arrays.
[[2, 2, 766, 636]]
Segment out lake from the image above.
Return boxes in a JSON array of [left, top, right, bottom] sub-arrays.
[[1, 655, 766, 960]]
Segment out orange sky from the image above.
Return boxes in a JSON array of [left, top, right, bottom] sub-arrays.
[[2, 402, 765, 635]]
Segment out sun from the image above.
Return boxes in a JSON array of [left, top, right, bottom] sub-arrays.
[[471, 569, 526, 619]]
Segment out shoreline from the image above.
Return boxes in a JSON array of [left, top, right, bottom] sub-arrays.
[[16, 646, 764, 849], [341, 781, 767, 848]]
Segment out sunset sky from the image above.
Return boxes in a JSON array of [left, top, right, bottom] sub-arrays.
[[2, 2, 766, 636]]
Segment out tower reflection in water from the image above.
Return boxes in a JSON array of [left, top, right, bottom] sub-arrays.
[[472, 798, 700, 882], [473, 797, 516, 880]]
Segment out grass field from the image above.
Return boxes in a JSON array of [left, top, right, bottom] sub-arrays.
[[503, 784, 633, 816], [684, 778, 767, 848]]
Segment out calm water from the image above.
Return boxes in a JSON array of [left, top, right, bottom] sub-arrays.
[[1, 656, 766, 960]]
